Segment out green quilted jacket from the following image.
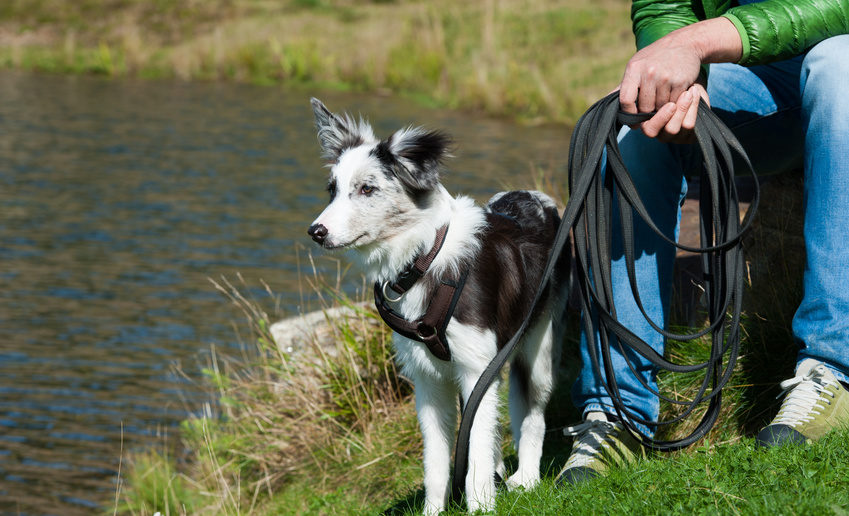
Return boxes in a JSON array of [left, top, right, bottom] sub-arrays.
[[632, 0, 849, 66]]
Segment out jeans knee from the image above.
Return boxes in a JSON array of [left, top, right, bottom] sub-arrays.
[[804, 34, 849, 64], [801, 35, 849, 113]]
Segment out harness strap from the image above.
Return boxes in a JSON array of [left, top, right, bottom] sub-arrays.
[[388, 224, 449, 296], [374, 269, 469, 362], [373, 224, 467, 362], [450, 92, 759, 504]]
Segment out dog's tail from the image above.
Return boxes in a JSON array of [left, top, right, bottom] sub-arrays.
[[485, 190, 559, 234]]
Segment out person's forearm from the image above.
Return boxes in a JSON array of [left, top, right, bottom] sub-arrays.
[[664, 17, 743, 65]]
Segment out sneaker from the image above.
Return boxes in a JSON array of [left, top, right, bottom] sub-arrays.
[[555, 412, 645, 485], [756, 359, 849, 447]]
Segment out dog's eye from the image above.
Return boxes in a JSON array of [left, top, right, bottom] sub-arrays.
[[327, 181, 337, 200], [360, 184, 376, 196]]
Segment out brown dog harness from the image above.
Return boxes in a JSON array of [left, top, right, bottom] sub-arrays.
[[373, 224, 468, 361]]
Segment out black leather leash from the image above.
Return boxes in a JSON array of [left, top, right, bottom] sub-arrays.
[[450, 91, 759, 504]]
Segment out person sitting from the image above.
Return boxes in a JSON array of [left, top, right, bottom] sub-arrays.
[[558, 0, 849, 484]]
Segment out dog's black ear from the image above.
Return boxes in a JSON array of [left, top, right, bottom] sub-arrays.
[[310, 98, 375, 162], [377, 127, 452, 193]]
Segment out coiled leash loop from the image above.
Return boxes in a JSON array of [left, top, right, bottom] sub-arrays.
[[572, 93, 759, 449], [450, 91, 759, 504]]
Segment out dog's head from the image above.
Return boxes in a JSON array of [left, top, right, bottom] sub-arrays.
[[307, 98, 451, 250]]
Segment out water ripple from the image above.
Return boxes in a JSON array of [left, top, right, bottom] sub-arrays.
[[0, 70, 570, 514]]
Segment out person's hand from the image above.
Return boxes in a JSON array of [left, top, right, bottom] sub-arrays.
[[619, 36, 703, 117], [617, 18, 743, 141]]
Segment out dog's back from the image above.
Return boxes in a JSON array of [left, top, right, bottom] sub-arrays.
[[451, 190, 568, 347]]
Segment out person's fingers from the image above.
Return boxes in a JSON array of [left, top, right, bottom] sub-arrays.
[[681, 88, 700, 132], [655, 81, 673, 112], [668, 83, 689, 110], [661, 90, 692, 138], [694, 83, 711, 107], [619, 76, 639, 114], [638, 84, 657, 113], [640, 102, 676, 138], [661, 91, 699, 144], [636, 67, 657, 113]]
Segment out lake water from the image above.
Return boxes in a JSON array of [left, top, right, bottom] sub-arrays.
[[0, 71, 570, 514]]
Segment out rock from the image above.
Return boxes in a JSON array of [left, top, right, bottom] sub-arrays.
[[270, 304, 366, 359]]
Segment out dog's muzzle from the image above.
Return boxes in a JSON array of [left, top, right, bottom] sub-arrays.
[[307, 223, 328, 244]]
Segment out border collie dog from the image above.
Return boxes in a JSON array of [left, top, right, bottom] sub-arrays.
[[307, 98, 566, 514]]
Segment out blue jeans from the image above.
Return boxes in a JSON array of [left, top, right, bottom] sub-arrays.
[[572, 35, 849, 436]]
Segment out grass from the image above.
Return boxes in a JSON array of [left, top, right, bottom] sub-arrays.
[[117, 267, 423, 515], [0, 0, 634, 124], [115, 267, 849, 516], [116, 178, 847, 515], [120, 168, 837, 515], [484, 430, 849, 515]]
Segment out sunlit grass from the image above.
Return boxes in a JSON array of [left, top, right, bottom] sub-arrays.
[[114, 172, 827, 514], [0, 0, 633, 124], [116, 265, 421, 515], [116, 255, 849, 515], [480, 429, 849, 515]]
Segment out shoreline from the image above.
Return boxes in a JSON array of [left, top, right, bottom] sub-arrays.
[[0, 0, 633, 125]]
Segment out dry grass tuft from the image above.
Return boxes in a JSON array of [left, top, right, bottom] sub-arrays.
[[118, 266, 418, 514]]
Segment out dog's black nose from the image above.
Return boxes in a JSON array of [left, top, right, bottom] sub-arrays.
[[308, 223, 328, 244]]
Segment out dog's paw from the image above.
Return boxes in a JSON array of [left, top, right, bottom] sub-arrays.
[[505, 470, 540, 492], [466, 498, 496, 514], [466, 481, 496, 514]]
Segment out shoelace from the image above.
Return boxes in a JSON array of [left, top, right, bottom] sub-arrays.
[[562, 419, 619, 469], [772, 366, 836, 427]]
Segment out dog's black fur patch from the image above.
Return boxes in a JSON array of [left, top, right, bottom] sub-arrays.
[[420, 191, 567, 348], [370, 129, 452, 196]]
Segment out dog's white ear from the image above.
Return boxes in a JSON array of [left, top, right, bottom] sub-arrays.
[[376, 127, 452, 193], [310, 98, 375, 162]]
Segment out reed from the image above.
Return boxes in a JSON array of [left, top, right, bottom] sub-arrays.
[[0, 0, 633, 124], [117, 264, 421, 514]]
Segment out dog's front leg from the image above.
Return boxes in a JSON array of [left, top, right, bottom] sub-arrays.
[[459, 371, 501, 513], [413, 374, 458, 516]]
